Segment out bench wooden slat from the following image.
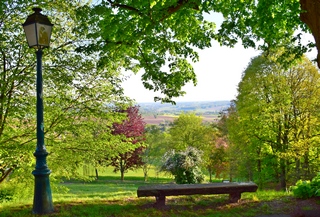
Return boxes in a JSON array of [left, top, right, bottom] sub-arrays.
[[138, 183, 257, 197], [137, 182, 258, 207]]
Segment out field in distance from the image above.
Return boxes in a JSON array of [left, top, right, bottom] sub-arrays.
[[138, 101, 231, 125]]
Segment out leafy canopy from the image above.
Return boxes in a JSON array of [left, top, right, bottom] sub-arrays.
[[0, 0, 130, 187], [76, 0, 320, 105], [76, 0, 216, 103]]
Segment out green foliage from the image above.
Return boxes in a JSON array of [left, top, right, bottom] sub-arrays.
[[76, 0, 216, 103], [74, 0, 319, 106], [168, 113, 214, 152], [310, 174, 320, 197], [0, 0, 131, 194], [0, 189, 13, 203], [161, 147, 204, 184], [212, 0, 312, 67], [292, 173, 320, 199], [229, 50, 320, 189], [292, 180, 313, 199], [291, 173, 320, 199], [142, 125, 169, 180]]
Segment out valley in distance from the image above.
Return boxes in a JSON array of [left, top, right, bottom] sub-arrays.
[[138, 100, 231, 125]]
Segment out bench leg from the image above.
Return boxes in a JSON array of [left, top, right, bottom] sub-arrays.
[[155, 195, 166, 207], [229, 192, 241, 203]]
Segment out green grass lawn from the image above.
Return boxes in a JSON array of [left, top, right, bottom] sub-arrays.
[[1, 167, 317, 217]]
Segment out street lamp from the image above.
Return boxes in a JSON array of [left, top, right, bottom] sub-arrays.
[[22, 7, 54, 214]]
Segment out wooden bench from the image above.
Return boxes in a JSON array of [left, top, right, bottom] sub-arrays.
[[137, 182, 258, 207]]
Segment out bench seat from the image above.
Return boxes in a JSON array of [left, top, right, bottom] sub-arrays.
[[137, 182, 258, 207]]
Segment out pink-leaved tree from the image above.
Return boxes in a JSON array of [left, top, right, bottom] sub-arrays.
[[110, 106, 146, 181]]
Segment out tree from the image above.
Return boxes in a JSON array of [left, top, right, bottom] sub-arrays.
[[222, 102, 260, 184], [142, 125, 169, 181], [75, 0, 216, 103], [75, 0, 320, 107], [166, 112, 217, 180], [211, 0, 320, 68], [168, 113, 214, 151], [0, 0, 129, 191], [233, 50, 320, 189], [110, 106, 146, 181]]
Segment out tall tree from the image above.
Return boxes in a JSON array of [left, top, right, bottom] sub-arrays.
[[207, 114, 230, 182], [233, 50, 320, 189], [142, 125, 169, 181], [76, 0, 320, 107], [110, 106, 146, 181], [0, 0, 129, 188]]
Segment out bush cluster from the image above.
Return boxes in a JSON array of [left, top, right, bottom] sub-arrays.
[[0, 189, 13, 203], [291, 173, 320, 199], [161, 147, 204, 184]]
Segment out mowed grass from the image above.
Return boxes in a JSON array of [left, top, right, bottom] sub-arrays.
[[0, 167, 299, 217]]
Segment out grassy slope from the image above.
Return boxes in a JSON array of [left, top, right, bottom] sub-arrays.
[[2, 167, 319, 217]]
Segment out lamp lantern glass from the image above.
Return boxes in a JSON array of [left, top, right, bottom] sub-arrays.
[[22, 7, 53, 49]]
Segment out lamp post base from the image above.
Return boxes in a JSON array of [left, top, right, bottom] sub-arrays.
[[32, 150, 54, 214], [32, 172, 54, 214]]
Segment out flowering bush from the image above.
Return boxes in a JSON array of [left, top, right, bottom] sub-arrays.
[[161, 147, 204, 184]]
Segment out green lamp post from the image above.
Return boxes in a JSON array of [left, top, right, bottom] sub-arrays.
[[22, 7, 54, 214]]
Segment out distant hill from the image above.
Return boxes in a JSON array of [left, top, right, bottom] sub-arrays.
[[137, 101, 231, 125], [138, 101, 231, 115]]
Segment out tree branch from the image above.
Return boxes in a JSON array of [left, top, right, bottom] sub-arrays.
[[107, 0, 143, 15], [0, 168, 13, 184]]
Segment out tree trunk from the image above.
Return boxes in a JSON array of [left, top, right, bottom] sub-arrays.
[[120, 160, 124, 181], [0, 168, 13, 184], [120, 169, 124, 181], [300, 0, 320, 68], [303, 153, 311, 180], [143, 164, 148, 182], [295, 158, 301, 182], [279, 159, 287, 190], [95, 168, 99, 180], [257, 158, 263, 188]]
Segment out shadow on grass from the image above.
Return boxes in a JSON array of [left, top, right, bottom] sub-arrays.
[[0, 197, 261, 217], [0, 195, 284, 217]]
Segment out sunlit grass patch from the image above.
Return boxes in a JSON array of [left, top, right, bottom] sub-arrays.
[[0, 172, 307, 217], [242, 189, 292, 201]]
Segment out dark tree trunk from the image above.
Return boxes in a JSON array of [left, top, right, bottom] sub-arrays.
[[300, 0, 320, 68], [257, 158, 263, 188], [95, 168, 99, 180], [120, 160, 125, 181], [295, 158, 301, 182], [303, 153, 311, 180], [279, 159, 287, 190], [209, 168, 212, 183], [120, 169, 124, 181]]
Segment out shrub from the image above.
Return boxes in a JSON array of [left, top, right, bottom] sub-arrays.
[[292, 173, 320, 199], [310, 173, 320, 197], [292, 180, 313, 199], [0, 189, 13, 203], [160, 147, 204, 184]]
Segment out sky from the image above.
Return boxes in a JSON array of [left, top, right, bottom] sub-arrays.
[[121, 13, 317, 103]]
